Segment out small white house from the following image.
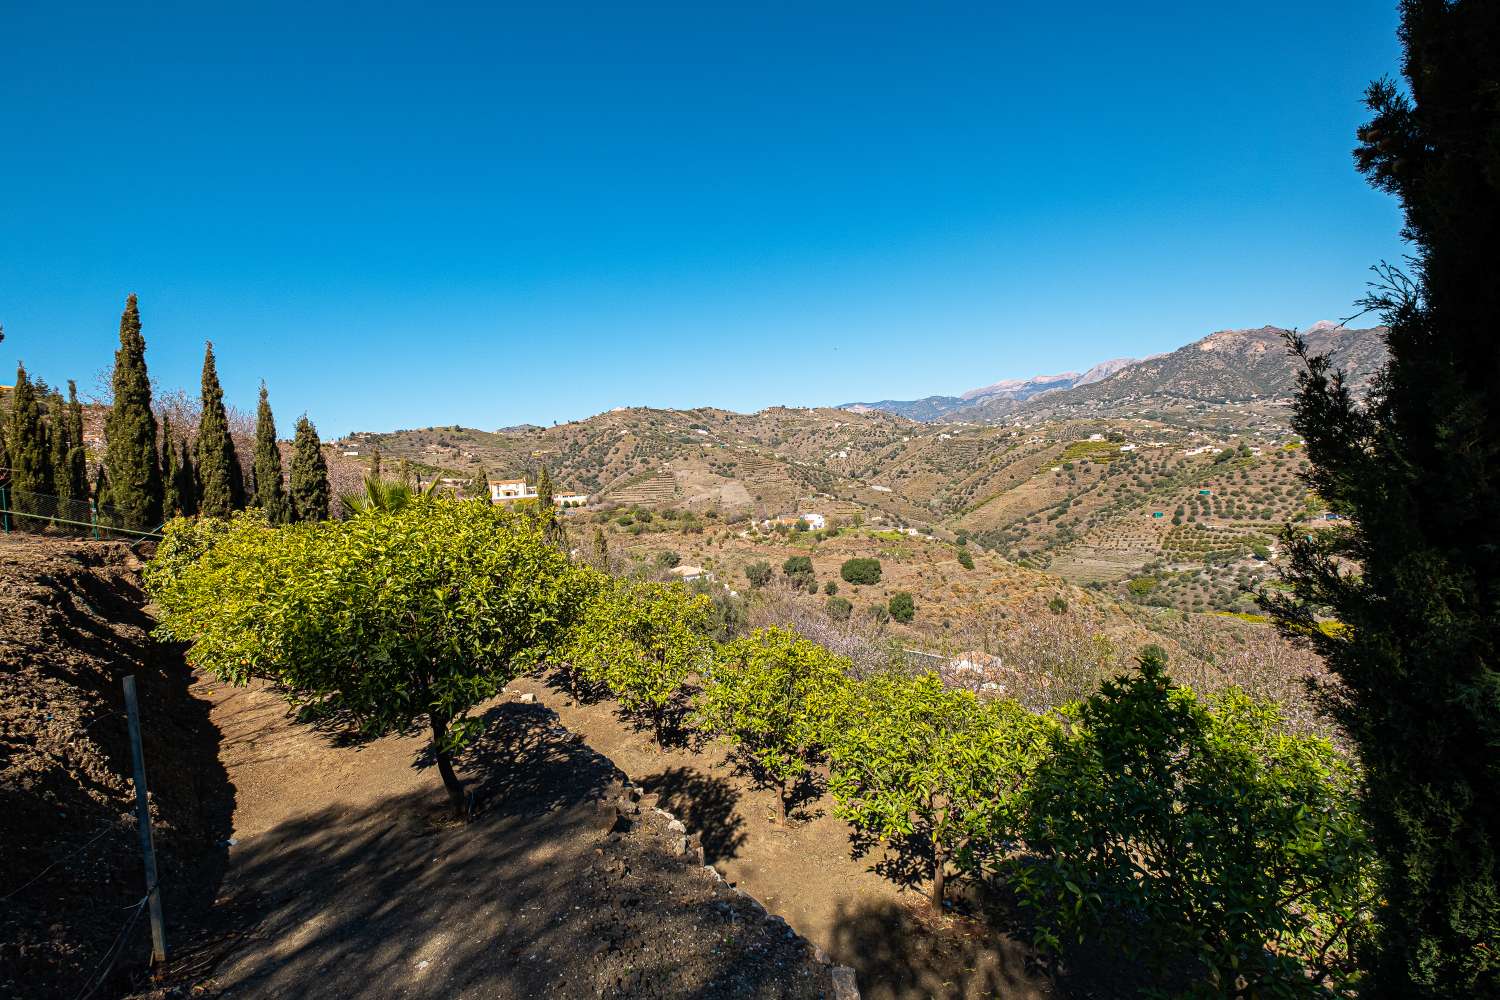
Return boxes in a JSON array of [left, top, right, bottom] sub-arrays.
[[668, 565, 711, 583], [489, 479, 534, 502], [800, 513, 827, 530], [554, 493, 590, 507]]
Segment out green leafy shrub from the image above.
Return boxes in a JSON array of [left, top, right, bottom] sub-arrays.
[[957, 548, 975, 570], [840, 557, 882, 585], [697, 627, 850, 822], [1011, 647, 1376, 995], [828, 673, 1053, 905], [888, 591, 915, 623], [825, 595, 852, 622], [744, 561, 772, 589]]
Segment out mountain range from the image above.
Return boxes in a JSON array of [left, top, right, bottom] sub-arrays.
[[841, 322, 1386, 423]]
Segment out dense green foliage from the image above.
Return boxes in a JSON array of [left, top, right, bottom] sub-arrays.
[[562, 574, 712, 740], [63, 381, 87, 504], [195, 341, 245, 517], [252, 383, 289, 523], [887, 590, 914, 623], [103, 295, 163, 529], [827, 673, 1052, 905], [1262, 4, 1500, 992], [288, 416, 329, 522], [956, 547, 975, 570], [6, 365, 51, 505], [149, 500, 584, 813], [697, 627, 849, 822], [840, 557, 882, 585], [1014, 648, 1374, 996], [782, 554, 816, 592]]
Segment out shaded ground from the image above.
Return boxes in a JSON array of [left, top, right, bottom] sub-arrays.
[[0, 536, 232, 1000], [184, 683, 838, 998], [509, 673, 1063, 1000]]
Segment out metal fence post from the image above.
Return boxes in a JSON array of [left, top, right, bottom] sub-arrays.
[[122, 675, 167, 965], [1, 485, 9, 533], [90, 500, 100, 540]]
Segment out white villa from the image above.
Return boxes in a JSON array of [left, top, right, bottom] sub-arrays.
[[487, 480, 590, 507]]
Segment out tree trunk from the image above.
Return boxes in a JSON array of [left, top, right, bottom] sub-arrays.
[[777, 777, 788, 824], [428, 712, 467, 817], [931, 845, 947, 907]]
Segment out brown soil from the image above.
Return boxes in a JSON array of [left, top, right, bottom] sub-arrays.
[[180, 679, 839, 998], [0, 535, 231, 1000], [504, 674, 1066, 1000]]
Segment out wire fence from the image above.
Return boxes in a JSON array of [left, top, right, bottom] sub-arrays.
[[0, 484, 163, 540]]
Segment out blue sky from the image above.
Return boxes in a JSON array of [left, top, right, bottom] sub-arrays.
[[2, 3, 1405, 437]]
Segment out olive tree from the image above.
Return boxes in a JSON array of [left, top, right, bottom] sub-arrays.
[[149, 499, 585, 815], [826, 672, 1052, 905], [696, 627, 850, 823]]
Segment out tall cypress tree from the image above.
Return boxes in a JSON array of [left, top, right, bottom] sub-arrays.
[[1264, 3, 1500, 994], [252, 382, 289, 523], [176, 437, 199, 517], [161, 414, 181, 518], [195, 341, 244, 517], [103, 294, 163, 529], [48, 391, 71, 505], [289, 415, 330, 522], [7, 365, 52, 514], [64, 381, 88, 503]]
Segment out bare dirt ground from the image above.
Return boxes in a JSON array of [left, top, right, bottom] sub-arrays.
[[504, 674, 1070, 1000], [181, 679, 839, 999], [1, 535, 231, 1000]]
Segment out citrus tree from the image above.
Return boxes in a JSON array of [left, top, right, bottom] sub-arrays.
[[150, 499, 586, 815], [1011, 647, 1377, 996], [696, 627, 850, 823], [826, 672, 1053, 905], [564, 577, 712, 742]]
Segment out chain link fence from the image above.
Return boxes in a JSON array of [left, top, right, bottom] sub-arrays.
[[0, 484, 163, 540]]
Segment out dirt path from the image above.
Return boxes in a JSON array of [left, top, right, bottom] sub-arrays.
[[189, 678, 838, 999], [505, 674, 1057, 1000]]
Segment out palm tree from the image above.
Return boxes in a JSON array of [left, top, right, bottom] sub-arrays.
[[338, 473, 438, 517]]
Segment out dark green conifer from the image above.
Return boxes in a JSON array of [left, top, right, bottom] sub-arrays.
[[289, 415, 330, 522], [252, 382, 289, 523], [1264, 3, 1500, 992], [64, 381, 88, 503], [91, 463, 110, 522], [369, 448, 382, 480], [7, 365, 53, 513], [161, 414, 181, 518], [103, 294, 163, 529], [48, 391, 71, 505], [195, 341, 244, 517], [175, 437, 198, 517]]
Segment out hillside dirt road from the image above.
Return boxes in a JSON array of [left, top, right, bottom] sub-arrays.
[[180, 677, 838, 999]]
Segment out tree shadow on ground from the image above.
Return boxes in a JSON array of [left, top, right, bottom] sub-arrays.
[[639, 766, 747, 863], [187, 709, 833, 999], [847, 827, 931, 896], [715, 751, 828, 824]]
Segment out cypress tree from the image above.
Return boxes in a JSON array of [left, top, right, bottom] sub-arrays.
[[196, 341, 244, 517], [369, 448, 382, 480], [252, 382, 289, 523], [103, 294, 163, 529], [64, 381, 88, 503], [176, 437, 198, 517], [1264, 4, 1500, 993], [7, 365, 53, 512], [92, 463, 110, 522], [48, 391, 71, 505], [535, 465, 554, 508], [289, 415, 330, 522], [591, 525, 609, 568], [161, 414, 181, 518]]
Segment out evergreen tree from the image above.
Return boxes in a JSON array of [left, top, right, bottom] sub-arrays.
[[535, 465, 554, 508], [252, 382, 289, 523], [175, 436, 198, 517], [161, 414, 181, 518], [369, 447, 382, 480], [91, 463, 110, 522], [196, 341, 244, 517], [1264, 4, 1500, 994], [466, 466, 489, 501], [591, 525, 609, 568], [64, 381, 88, 503], [289, 415, 330, 522], [7, 366, 52, 513], [103, 294, 163, 529], [48, 391, 71, 505]]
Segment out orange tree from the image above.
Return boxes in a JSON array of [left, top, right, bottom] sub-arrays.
[[825, 672, 1052, 906], [696, 627, 850, 823], [149, 499, 586, 815]]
